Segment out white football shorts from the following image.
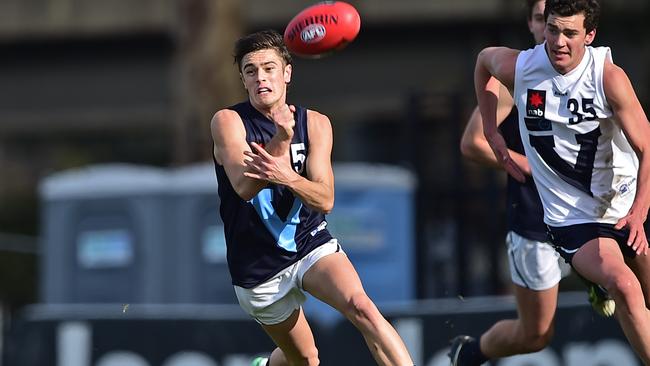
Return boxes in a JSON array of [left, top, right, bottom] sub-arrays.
[[506, 231, 569, 291], [234, 239, 343, 325]]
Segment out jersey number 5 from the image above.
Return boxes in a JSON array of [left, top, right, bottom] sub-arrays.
[[291, 143, 306, 174]]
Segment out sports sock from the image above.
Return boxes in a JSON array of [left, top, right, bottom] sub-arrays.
[[461, 337, 489, 365]]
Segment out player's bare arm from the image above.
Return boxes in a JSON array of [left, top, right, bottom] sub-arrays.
[[243, 110, 334, 214], [605, 61, 650, 255], [211, 108, 293, 201], [461, 83, 531, 175], [475, 47, 525, 182]]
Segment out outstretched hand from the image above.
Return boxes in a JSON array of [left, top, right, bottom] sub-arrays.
[[615, 211, 649, 255], [243, 142, 298, 186], [485, 130, 526, 183]]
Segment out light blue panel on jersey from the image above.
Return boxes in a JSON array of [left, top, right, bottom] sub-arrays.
[[250, 189, 302, 252]]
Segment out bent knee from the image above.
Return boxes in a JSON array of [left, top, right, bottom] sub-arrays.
[[342, 293, 379, 322], [606, 274, 642, 303], [521, 328, 554, 353]]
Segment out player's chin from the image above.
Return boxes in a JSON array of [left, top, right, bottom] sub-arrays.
[[252, 93, 276, 106]]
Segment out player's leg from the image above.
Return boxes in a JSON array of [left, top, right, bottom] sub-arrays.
[[449, 233, 562, 365], [572, 237, 650, 363], [626, 252, 650, 309], [301, 248, 413, 366], [450, 285, 558, 366], [625, 218, 650, 309], [235, 267, 319, 366], [480, 283, 558, 357], [481, 233, 561, 357], [260, 307, 318, 366]]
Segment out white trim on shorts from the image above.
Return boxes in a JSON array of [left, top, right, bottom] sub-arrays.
[[506, 231, 569, 291], [233, 239, 344, 325]]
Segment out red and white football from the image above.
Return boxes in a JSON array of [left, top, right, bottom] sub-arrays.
[[284, 1, 361, 58]]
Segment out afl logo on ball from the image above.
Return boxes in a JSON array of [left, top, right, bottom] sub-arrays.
[[300, 24, 327, 43]]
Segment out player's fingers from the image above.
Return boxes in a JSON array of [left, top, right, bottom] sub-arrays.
[[288, 104, 296, 113], [243, 152, 262, 164], [244, 151, 267, 165], [614, 217, 627, 230], [634, 234, 645, 255], [635, 230, 647, 255], [249, 142, 271, 158], [636, 239, 648, 255], [628, 227, 638, 248], [243, 171, 264, 180]]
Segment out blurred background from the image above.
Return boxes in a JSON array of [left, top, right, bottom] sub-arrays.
[[0, 0, 649, 365]]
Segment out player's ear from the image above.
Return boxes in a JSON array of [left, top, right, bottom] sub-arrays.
[[239, 72, 245, 87], [284, 63, 292, 84], [585, 28, 596, 45]]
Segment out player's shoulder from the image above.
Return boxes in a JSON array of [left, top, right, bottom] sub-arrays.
[[211, 105, 247, 136], [479, 46, 521, 64], [305, 109, 333, 140], [212, 108, 241, 125], [602, 61, 632, 102], [518, 43, 544, 60], [602, 57, 629, 88], [306, 109, 332, 125]]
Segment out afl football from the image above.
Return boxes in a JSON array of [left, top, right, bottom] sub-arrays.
[[283, 1, 361, 58]]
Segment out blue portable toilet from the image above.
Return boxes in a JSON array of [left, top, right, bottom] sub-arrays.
[[39, 164, 170, 304], [168, 163, 236, 304], [303, 163, 417, 323]]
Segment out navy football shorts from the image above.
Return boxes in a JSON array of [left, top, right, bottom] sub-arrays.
[[546, 222, 643, 264]]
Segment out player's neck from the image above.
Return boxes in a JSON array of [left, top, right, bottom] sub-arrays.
[[250, 99, 287, 120]]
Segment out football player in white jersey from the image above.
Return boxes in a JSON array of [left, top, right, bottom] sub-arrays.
[[474, 0, 650, 363], [450, 1, 599, 365]]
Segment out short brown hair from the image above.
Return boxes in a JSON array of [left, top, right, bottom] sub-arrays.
[[233, 29, 292, 71], [544, 0, 600, 33]]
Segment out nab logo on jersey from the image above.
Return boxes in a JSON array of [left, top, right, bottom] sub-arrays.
[[526, 89, 546, 118]]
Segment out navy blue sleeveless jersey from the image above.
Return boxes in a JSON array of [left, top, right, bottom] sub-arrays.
[[501, 108, 548, 242], [214, 101, 333, 288]]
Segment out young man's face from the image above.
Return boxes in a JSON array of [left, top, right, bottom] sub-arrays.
[[240, 48, 292, 109], [544, 12, 595, 74], [528, 0, 546, 44]]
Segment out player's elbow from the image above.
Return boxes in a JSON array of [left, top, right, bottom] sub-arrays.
[[460, 136, 473, 158], [460, 136, 481, 161], [233, 181, 259, 202], [475, 48, 491, 68], [236, 188, 256, 202], [320, 199, 334, 215]]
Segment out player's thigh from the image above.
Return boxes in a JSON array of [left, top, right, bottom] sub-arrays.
[[261, 307, 318, 361], [572, 237, 629, 286], [514, 284, 558, 335], [302, 251, 365, 312], [626, 251, 650, 306]]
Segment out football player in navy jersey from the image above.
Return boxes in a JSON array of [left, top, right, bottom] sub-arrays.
[[451, 2, 567, 365], [475, 0, 650, 363], [210, 29, 413, 366]]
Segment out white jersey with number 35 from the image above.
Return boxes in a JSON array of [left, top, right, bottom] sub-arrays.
[[514, 43, 638, 227]]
